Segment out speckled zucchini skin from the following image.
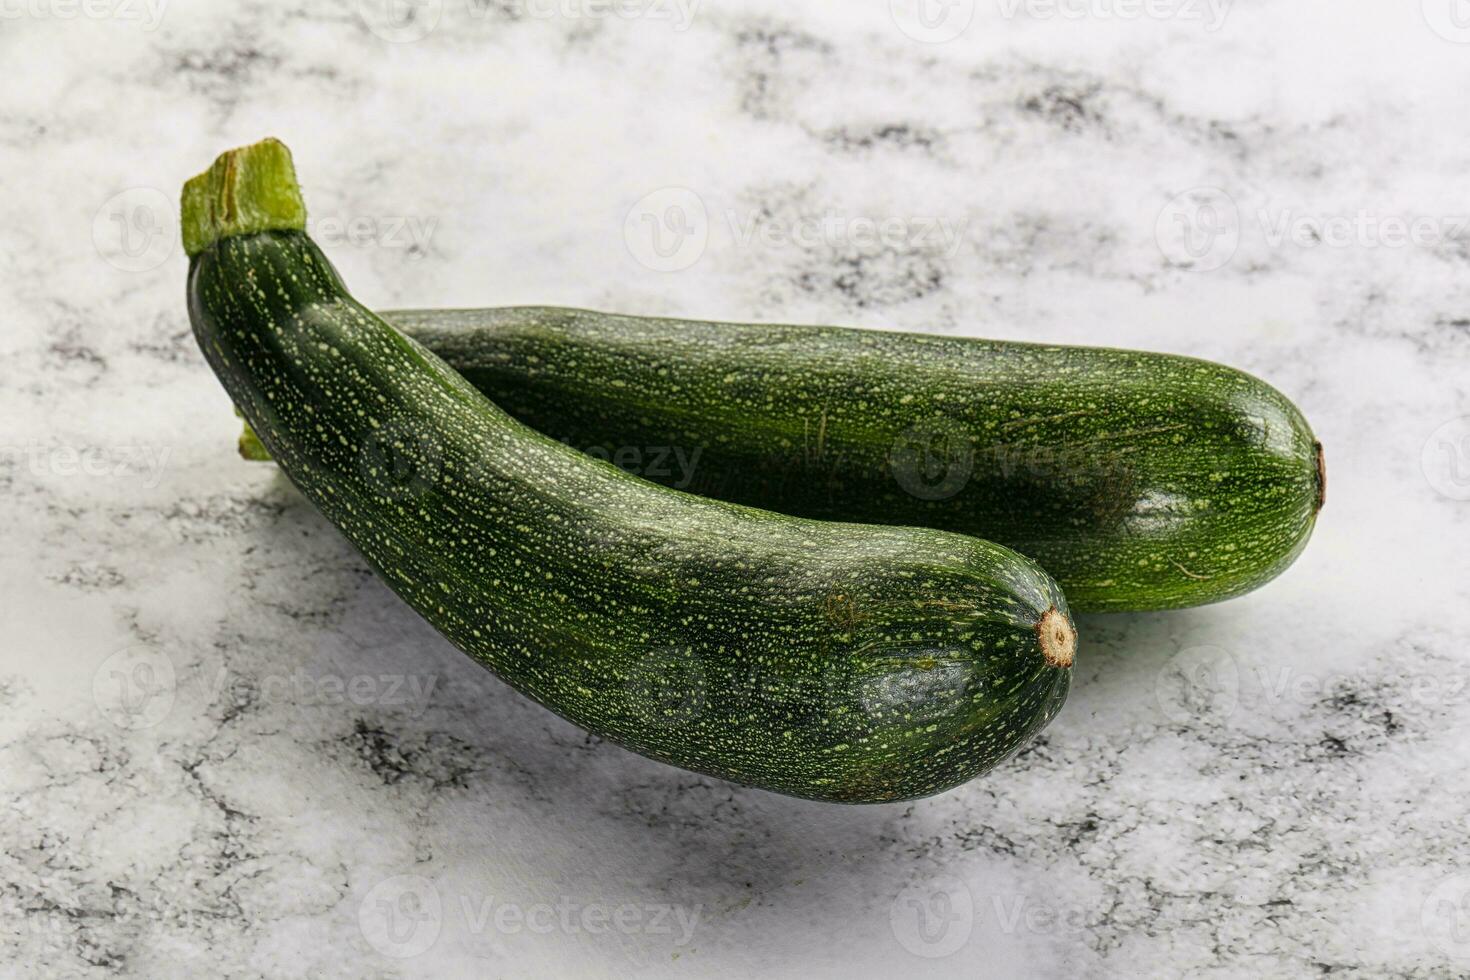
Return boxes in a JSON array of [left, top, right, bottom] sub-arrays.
[[188, 223, 1074, 803], [373, 308, 1324, 612]]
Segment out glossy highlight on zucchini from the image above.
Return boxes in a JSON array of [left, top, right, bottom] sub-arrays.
[[185, 139, 1076, 803]]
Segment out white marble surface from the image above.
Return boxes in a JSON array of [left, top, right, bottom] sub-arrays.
[[3, 1, 1469, 976]]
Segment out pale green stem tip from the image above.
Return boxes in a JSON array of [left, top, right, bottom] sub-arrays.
[[232, 406, 273, 461], [181, 137, 306, 257]]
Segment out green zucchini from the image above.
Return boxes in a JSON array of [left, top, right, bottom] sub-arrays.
[[240, 307, 1323, 612], [185, 139, 1076, 804], [244, 307, 1334, 614]]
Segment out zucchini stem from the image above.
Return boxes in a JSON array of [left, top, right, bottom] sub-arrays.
[[181, 137, 306, 256], [236, 411, 271, 461], [1037, 608, 1077, 670], [1313, 442, 1326, 513]]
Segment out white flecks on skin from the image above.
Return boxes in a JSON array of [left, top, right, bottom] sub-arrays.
[[191, 230, 1074, 805], [385, 303, 1320, 612]]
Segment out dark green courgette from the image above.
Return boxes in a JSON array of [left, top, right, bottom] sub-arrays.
[[241, 308, 1324, 612], [186, 139, 1076, 803]]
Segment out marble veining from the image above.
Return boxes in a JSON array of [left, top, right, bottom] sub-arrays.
[[2, 1, 1468, 976]]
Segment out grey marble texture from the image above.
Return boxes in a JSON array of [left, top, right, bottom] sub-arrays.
[[3, 1, 1469, 976]]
